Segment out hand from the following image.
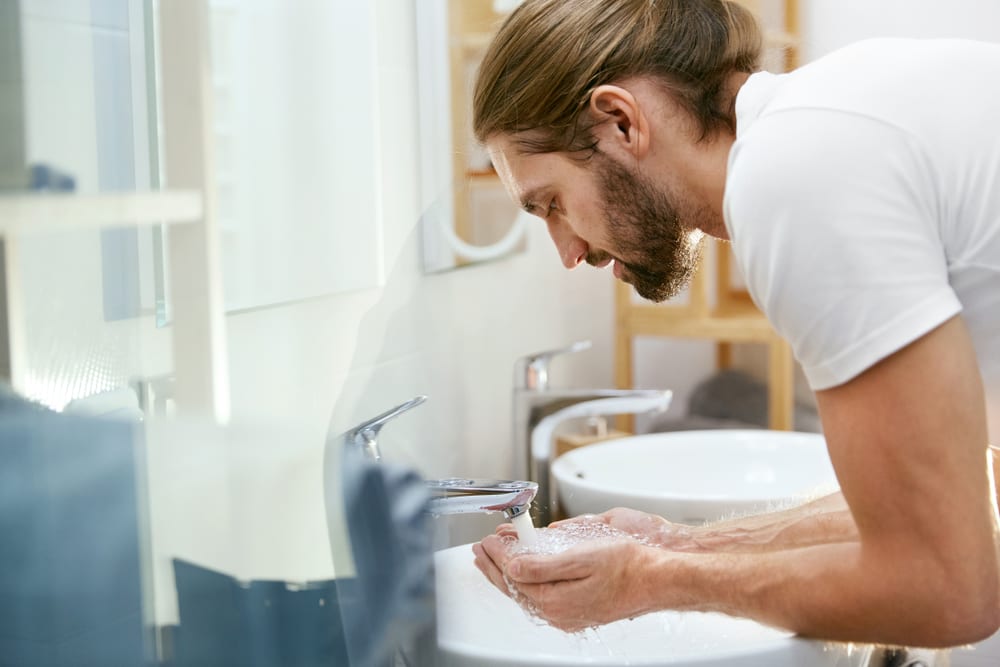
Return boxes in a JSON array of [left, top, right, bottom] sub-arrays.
[[492, 507, 695, 550], [472, 531, 661, 632], [552, 507, 695, 548]]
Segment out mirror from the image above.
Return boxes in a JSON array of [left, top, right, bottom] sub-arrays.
[[415, 0, 528, 274]]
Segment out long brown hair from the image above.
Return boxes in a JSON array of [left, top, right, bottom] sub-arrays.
[[473, 0, 762, 154]]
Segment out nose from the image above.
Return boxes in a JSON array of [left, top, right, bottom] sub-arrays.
[[546, 219, 588, 269]]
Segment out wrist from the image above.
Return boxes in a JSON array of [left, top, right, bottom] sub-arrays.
[[638, 546, 706, 614], [647, 521, 720, 552]]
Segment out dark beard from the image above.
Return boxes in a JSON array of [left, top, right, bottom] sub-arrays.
[[591, 153, 704, 302]]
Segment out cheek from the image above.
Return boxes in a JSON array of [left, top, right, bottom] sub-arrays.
[[572, 195, 614, 244]]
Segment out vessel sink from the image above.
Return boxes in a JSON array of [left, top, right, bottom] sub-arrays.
[[552, 430, 838, 525], [434, 543, 868, 666]]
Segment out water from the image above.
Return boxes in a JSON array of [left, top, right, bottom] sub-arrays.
[[511, 512, 538, 548], [498, 519, 652, 662], [501, 518, 650, 629], [511, 519, 647, 556]]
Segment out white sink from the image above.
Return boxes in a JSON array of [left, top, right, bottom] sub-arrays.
[[552, 430, 838, 525], [434, 543, 868, 666]]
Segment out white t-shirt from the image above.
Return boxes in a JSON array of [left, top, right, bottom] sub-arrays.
[[724, 38, 1000, 438]]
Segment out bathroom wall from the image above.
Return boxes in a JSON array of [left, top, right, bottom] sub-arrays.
[[219, 0, 619, 574], [802, 0, 1000, 61]]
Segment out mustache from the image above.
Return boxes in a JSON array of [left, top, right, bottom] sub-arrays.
[[585, 250, 614, 267], [585, 249, 669, 287]]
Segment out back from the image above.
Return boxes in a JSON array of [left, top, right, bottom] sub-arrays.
[[725, 38, 1000, 437]]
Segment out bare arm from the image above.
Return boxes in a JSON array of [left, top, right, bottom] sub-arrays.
[[477, 316, 1000, 646], [679, 491, 857, 553], [527, 492, 858, 553]]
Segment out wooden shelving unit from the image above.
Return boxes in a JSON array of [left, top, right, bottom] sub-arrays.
[[615, 0, 802, 432]]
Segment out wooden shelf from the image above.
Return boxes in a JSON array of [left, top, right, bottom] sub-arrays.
[[460, 32, 493, 54], [621, 300, 780, 343], [465, 169, 504, 189], [0, 191, 202, 237], [764, 30, 800, 49]]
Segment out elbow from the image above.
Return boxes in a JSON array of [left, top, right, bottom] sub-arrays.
[[933, 599, 1000, 648], [923, 567, 1000, 647]]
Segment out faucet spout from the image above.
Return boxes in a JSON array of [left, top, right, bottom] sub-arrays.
[[426, 479, 538, 521], [525, 389, 672, 526], [337, 395, 427, 461], [334, 397, 541, 531]]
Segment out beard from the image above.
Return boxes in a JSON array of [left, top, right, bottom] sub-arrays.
[[587, 152, 705, 303]]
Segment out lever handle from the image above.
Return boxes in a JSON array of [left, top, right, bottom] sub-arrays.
[[344, 395, 427, 461], [515, 340, 592, 390]]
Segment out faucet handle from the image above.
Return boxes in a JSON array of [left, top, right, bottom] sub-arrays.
[[515, 340, 592, 390], [342, 395, 427, 461]]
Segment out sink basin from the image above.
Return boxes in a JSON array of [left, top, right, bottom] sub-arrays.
[[434, 543, 868, 666], [552, 430, 838, 525]]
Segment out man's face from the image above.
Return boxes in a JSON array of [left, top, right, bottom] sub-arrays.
[[488, 136, 706, 303]]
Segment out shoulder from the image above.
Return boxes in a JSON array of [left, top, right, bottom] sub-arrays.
[[722, 107, 953, 391], [725, 106, 933, 244]]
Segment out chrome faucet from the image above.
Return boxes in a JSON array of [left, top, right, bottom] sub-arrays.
[[338, 395, 429, 462], [338, 395, 538, 520], [512, 341, 673, 526], [425, 478, 537, 521]]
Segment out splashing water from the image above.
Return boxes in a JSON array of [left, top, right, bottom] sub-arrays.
[[501, 519, 650, 628], [511, 511, 538, 548], [512, 520, 648, 556]]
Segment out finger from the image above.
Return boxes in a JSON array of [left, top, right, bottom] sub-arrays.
[[480, 533, 517, 567], [495, 524, 518, 539], [472, 542, 512, 595], [495, 522, 515, 535]]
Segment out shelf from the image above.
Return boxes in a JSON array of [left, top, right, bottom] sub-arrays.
[[764, 30, 800, 49], [465, 169, 504, 188], [0, 191, 203, 237], [459, 32, 493, 54], [622, 301, 779, 343]]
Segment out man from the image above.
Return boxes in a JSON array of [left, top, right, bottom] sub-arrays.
[[470, 0, 1000, 648]]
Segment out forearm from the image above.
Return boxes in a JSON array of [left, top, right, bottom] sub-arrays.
[[657, 491, 859, 553], [645, 539, 985, 647]]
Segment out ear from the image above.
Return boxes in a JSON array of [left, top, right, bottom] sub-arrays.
[[589, 83, 650, 160]]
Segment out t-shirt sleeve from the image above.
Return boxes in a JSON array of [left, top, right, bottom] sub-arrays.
[[724, 108, 962, 390]]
